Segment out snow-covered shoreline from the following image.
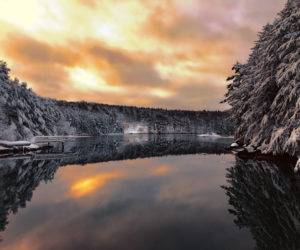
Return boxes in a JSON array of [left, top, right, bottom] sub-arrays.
[[229, 141, 299, 172], [198, 132, 234, 139], [0, 139, 51, 156]]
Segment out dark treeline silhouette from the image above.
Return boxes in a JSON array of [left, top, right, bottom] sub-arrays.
[[0, 61, 233, 140]]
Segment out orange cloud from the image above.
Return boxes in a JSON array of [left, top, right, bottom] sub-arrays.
[[2, 34, 80, 66], [88, 44, 169, 87], [0, 0, 285, 110]]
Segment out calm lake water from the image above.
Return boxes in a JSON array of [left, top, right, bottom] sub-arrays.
[[0, 135, 299, 250]]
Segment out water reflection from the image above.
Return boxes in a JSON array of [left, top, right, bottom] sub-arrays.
[[0, 159, 58, 235], [60, 134, 232, 165], [70, 172, 123, 198], [0, 134, 232, 241], [0, 135, 298, 249], [223, 158, 300, 250]]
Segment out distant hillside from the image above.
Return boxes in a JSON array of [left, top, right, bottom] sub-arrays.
[[224, 0, 300, 157], [0, 61, 233, 140]]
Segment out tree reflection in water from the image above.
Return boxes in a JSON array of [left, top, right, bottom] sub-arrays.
[[0, 134, 231, 238], [223, 157, 300, 250]]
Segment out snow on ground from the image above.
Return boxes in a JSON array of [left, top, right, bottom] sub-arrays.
[[0, 140, 31, 147], [26, 144, 40, 149], [0, 146, 11, 151], [124, 123, 148, 134], [198, 133, 221, 137], [0, 141, 41, 154]]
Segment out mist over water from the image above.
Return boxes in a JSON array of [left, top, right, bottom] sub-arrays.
[[0, 135, 298, 250]]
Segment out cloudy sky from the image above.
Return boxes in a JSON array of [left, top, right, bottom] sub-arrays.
[[0, 0, 285, 110]]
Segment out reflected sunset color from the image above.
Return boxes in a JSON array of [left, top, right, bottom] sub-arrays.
[[153, 165, 171, 175], [2, 153, 254, 250], [0, 136, 298, 249], [70, 172, 122, 197]]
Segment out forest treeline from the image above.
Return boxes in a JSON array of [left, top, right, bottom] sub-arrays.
[[0, 61, 233, 140]]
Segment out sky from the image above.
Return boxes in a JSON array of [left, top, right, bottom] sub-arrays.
[[0, 0, 285, 110]]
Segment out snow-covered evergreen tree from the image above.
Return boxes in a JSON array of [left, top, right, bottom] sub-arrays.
[[224, 0, 300, 157]]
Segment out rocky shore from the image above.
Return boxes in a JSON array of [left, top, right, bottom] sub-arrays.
[[229, 142, 299, 173]]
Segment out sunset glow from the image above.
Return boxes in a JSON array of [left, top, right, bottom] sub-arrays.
[[154, 165, 171, 175], [0, 0, 285, 110], [70, 172, 122, 197]]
